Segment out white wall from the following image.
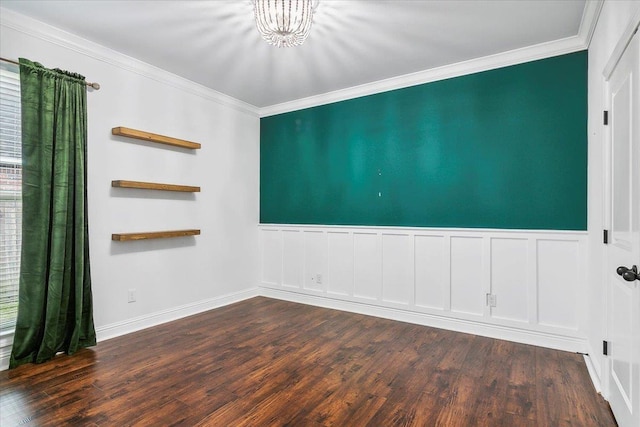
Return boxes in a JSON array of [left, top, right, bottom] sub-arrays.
[[261, 225, 588, 352], [0, 10, 260, 368], [586, 0, 640, 391]]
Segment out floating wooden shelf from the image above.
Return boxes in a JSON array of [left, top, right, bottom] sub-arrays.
[[112, 229, 201, 241], [112, 180, 200, 193], [112, 127, 201, 150]]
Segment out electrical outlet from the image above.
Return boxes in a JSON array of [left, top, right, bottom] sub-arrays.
[[486, 293, 497, 307], [316, 273, 323, 285], [128, 288, 136, 303]]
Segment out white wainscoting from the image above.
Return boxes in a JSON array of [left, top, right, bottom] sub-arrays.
[[259, 224, 588, 352]]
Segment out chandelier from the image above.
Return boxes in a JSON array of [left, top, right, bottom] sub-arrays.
[[253, 0, 318, 48]]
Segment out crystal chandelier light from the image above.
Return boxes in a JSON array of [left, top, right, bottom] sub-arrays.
[[253, 0, 318, 48]]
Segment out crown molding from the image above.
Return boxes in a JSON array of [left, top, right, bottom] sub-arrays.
[[603, 6, 640, 80], [259, 36, 586, 117], [578, 0, 604, 47], [260, 1, 603, 118], [0, 8, 259, 117], [1, 3, 603, 120]]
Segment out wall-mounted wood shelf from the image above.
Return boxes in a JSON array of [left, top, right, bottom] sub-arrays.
[[112, 180, 200, 193], [112, 127, 201, 149], [112, 229, 201, 241]]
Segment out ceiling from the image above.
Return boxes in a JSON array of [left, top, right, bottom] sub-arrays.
[[1, 1, 590, 109]]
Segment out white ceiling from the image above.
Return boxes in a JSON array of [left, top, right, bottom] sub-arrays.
[[1, 0, 589, 108]]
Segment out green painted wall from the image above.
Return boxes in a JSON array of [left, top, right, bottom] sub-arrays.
[[260, 51, 587, 230]]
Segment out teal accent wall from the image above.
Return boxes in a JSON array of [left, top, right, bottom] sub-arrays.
[[260, 51, 587, 230]]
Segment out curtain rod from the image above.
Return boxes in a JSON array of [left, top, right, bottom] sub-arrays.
[[1, 57, 100, 90]]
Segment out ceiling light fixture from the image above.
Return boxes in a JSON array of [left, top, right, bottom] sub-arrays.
[[253, 0, 318, 48]]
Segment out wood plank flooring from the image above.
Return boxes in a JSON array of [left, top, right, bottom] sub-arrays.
[[0, 297, 616, 426]]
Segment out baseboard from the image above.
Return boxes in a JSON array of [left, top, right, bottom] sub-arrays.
[[0, 287, 259, 371], [583, 353, 603, 394], [2, 285, 587, 371], [96, 287, 259, 342], [259, 287, 588, 353], [0, 341, 11, 371]]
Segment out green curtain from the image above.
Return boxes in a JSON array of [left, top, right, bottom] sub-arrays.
[[9, 59, 96, 368]]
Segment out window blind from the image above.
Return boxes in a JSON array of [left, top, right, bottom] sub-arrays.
[[0, 61, 21, 333]]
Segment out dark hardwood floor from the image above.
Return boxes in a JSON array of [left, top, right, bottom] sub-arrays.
[[0, 297, 616, 426]]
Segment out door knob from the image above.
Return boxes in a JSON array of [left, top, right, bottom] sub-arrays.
[[617, 265, 640, 282]]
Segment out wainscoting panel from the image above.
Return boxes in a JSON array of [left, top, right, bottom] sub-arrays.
[[353, 233, 381, 301], [303, 231, 326, 292], [382, 234, 413, 306], [490, 238, 529, 323], [260, 225, 588, 352], [282, 230, 303, 289], [450, 236, 484, 316], [414, 235, 447, 311], [327, 232, 353, 296], [537, 239, 581, 330], [261, 229, 282, 286]]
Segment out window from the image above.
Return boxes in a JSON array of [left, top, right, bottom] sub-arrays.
[[0, 61, 21, 334]]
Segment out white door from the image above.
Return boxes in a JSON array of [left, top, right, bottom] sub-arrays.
[[606, 28, 640, 427]]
